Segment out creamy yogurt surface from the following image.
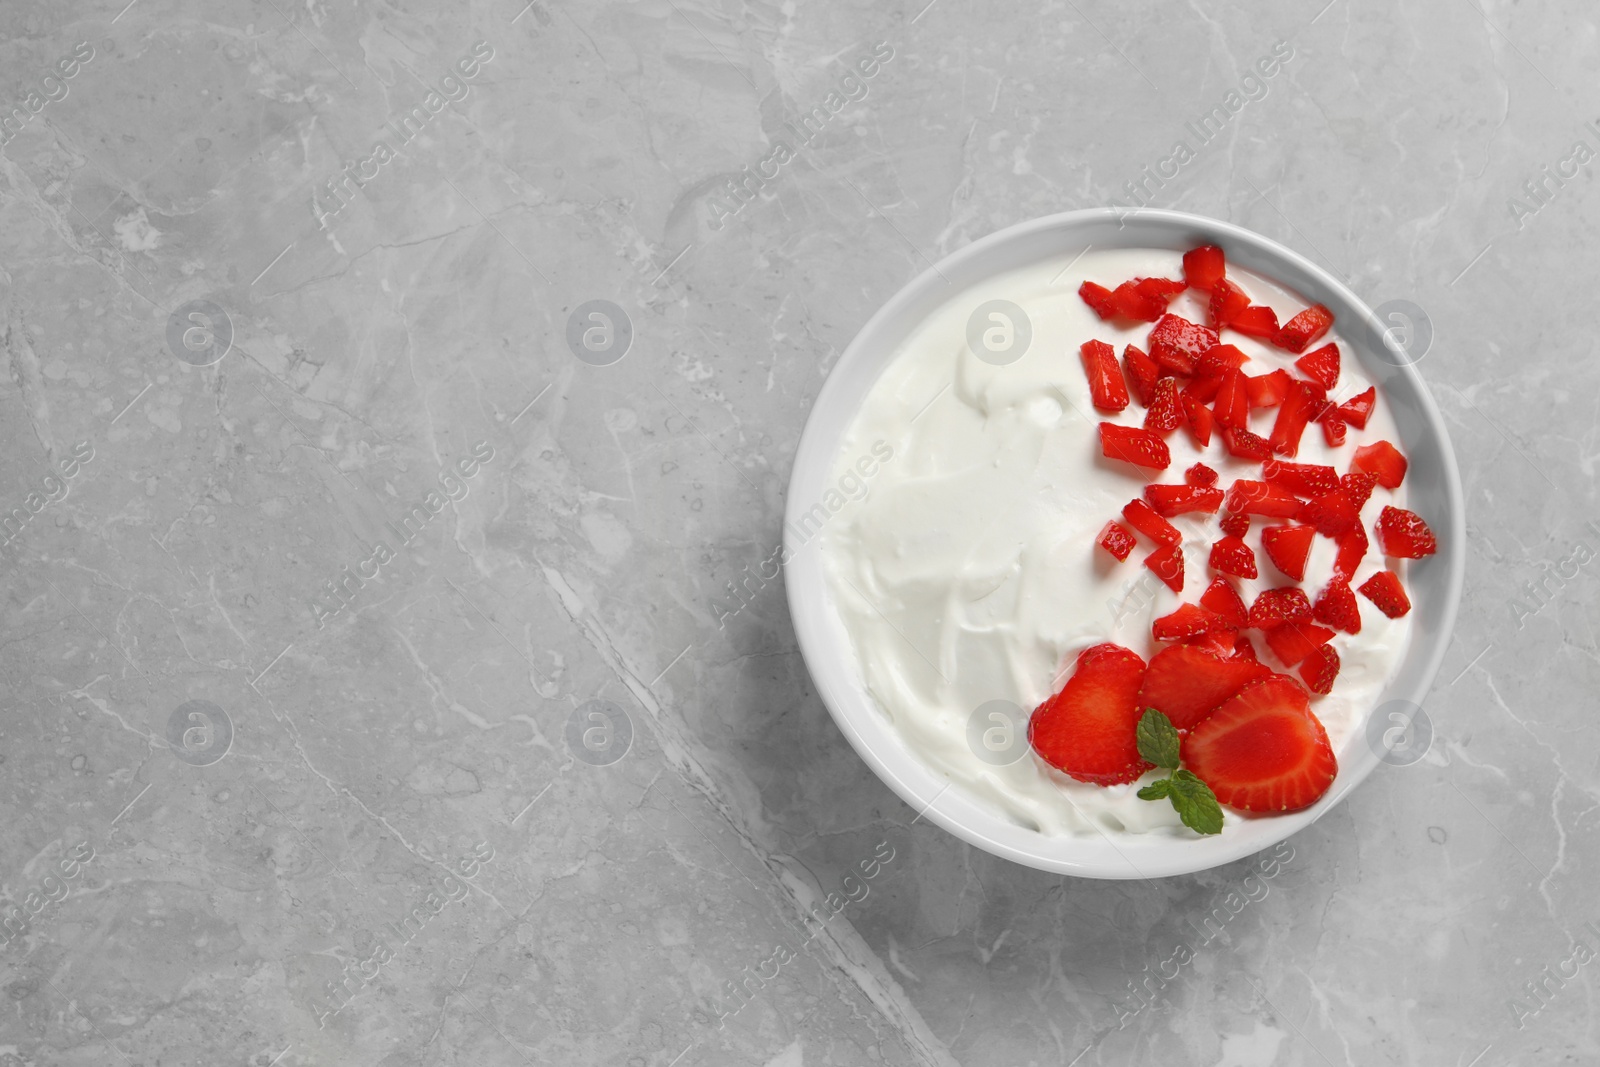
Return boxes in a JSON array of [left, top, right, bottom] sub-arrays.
[[820, 247, 1414, 837]]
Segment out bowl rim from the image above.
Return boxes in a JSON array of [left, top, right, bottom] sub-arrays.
[[783, 207, 1465, 879]]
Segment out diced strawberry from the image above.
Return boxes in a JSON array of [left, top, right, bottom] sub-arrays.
[[1262, 460, 1339, 498], [1340, 471, 1378, 512], [1219, 511, 1250, 538], [1148, 314, 1218, 376], [1136, 277, 1187, 302], [1080, 340, 1130, 413], [1352, 440, 1408, 489], [1143, 544, 1185, 593], [1180, 395, 1214, 448], [1122, 499, 1181, 546], [1274, 304, 1335, 354], [1358, 570, 1412, 617], [1247, 587, 1313, 630], [1121, 345, 1161, 407], [1146, 484, 1224, 517], [1099, 422, 1172, 470], [1194, 343, 1250, 379], [1260, 524, 1316, 582], [1028, 643, 1151, 785], [1295, 343, 1340, 390], [1312, 580, 1361, 634], [1186, 463, 1219, 487], [1319, 409, 1348, 448], [1185, 629, 1242, 658], [1182, 245, 1226, 292], [1184, 375, 1224, 404], [1138, 645, 1270, 731], [1223, 427, 1274, 462], [1209, 535, 1258, 579], [1230, 305, 1280, 339], [1337, 386, 1376, 429], [1144, 377, 1184, 434], [1264, 621, 1335, 666], [1212, 370, 1250, 431], [1298, 643, 1340, 695], [1246, 369, 1291, 408], [1110, 280, 1168, 322], [1376, 506, 1437, 558], [1152, 603, 1229, 642], [1181, 674, 1337, 813], [1269, 380, 1328, 458], [1097, 520, 1137, 562], [1332, 523, 1368, 581], [1199, 577, 1249, 628], [1298, 488, 1360, 536], [1224, 480, 1305, 518], [1208, 279, 1251, 330], [1233, 633, 1259, 660], [1079, 281, 1119, 320]]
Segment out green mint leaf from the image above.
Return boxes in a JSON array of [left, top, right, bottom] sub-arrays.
[[1136, 708, 1181, 770], [1136, 779, 1172, 801], [1168, 774, 1224, 836]]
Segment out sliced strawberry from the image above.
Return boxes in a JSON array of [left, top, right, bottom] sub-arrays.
[[1182, 245, 1226, 291], [1138, 645, 1270, 731], [1269, 380, 1328, 458], [1180, 395, 1214, 448], [1294, 343, 1340, 390], [1274, 304, 1335, 354], [1207, 279, 1251, 330], [1109, 280, 1168, 322], [1080, 340, 1130, 413], [1298, 644, 1340, 695], [1337, 386, 1376, 429], [1186, 463, 1219, 487], [1358, 570, 1412, 617], [1122, 345, 1161, 407], [1199, 577, 1249, 628], [1208, 535, 1258, 579], [1099, 422, 1172, 470], [1212, 370, 1250, 430], [1246, 369, 1291, 408], [1352, 440, 1408, 489], [1146, 484, 1224, 517], [1312, 580, 1361, 634], [1152, 603, 1228, 642], [1028, 643, 1151, 785], [1122, 499, 1181, 546], [1224, 480, 1305, 519], [1182, 674, 1337, 813], [1332, 523, 1368, 581], [1262, 459, 1339, 499], [1264, 621, 1335, 666], [1097, 520, 1137, 562], [1194, 343, 1250, 379], [1148, 314, 1218, 376], [1340, 471, 1378, 512], [1223, 427, 1274, 462], [1298, 488, 1360, 536], [1144, 377, 1183, 433], [1230, 305, 1279, 339], [1219, 511, 1250, 538], [1247, 587, 1313, 630], [1376, 506, 1437, 558], [1260, 524, 1316, 582], [1185, 629, 1242, 658], [1143, 543, 1185, 593], [1319, 409, 1347, 447], [1079, 280, 1119, 320], [1234, 633, 1260, 660]]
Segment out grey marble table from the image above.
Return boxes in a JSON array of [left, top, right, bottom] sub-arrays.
[[0, 0, 1593, 1064]]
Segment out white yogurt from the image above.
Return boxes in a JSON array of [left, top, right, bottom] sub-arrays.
[[821, 248, 1413, 837]]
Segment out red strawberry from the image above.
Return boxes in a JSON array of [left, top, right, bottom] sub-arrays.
[[1144, 377, 1184, 433], [1194, 343, 1250, 380], [1233, 633, 1260, 661], [1080, 340, 1130, 413], [1079, 281, 1118, 320], [1182, 245, 1226, 291], [1298, 489, 1360, 536], [1207, 279, 1251, 330], [1180, 394, 1214, 448], [1376, 506, 1437, 558], [1028, 643, 1151, 785], [1223, 426, 1274, 462], [1269, 380, 1328, 458], [1110, 280, 1168, 322], [1097, 520, 1136, 562], [1148, 314, 1219, 376], [1352, 440, 1408, 489], [1295, 343, 1340, 390], [1311, 580, 1361, 634], [1274, 304, 1335, 353], [1138, 645, 1270, 731], [1099, 423, 1172, 470], [1146, 484, 1224, 517], [1212, 370, 1249, 430], [1122, 499, 1181, 546], [1337, 387, 1376, 429], [1184, 375, 1223, 404], [1332, 523, 1368, 581], [1136, 277, 1186, 302], [1122, 345, 1160, 407], [1260, 524, 1316, 581], [1246, 369, 1291, 408], [1185, 629, 1242, 657], [1219, 511, 1250, 538], [1186, 463, 1219, 487], [1247, 587, 1312, 630], [1298, 644, 1340, 695], [1200, 577, 1249, 628], [1152, 603, 1229, 642], [1340, 471, 1379, 512], [1209, 535, 1258, 579], [1358, 570, 1412, 617], [1230, 305, 1279, 339], [1144, 544, 1185, 593], [1319, 409, 1347, 447], [1182, 674, 1337, 813], [1224, 480, 1305, 519], [1262, 460, 1339, 498], [1264, 621, 1335, 666]]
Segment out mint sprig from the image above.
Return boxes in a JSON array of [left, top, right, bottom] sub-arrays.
[[1135, 708, 1224, 836]]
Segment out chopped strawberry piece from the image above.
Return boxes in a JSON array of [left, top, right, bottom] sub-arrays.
[[1319, 409, 1348, 447], [1138, 645, 1270, 731], [1194, 343, 1250, 379], [1260, 524, 1316, 582], [1274, 304, 1335, 353], [1224, 480, 1305, 518], [1182, 674, 1336, 813], [1233, 633, 1259, 660], [1143, 544, 1185, 593], [1340, 471, 1378, 512], [1269, 380, 1328, 458], [1185, 629, 1242, 658], [1152, 603, 1229, 642], [1182, 245, 1227, 291], [1208, 536, 1257, 579], [1298, 488, 1361, 536], [1122, 499, 1181, 546], [1099, 422, 1172, 470], [1028, 643, 1151, 785], [1219, 511, 1250, 538], [1298, 644, 1340, 695], [1180, 395, 1214, 448], [1144, 377, 1184, 433], [1337, 387, 1376, 429], [1109, 280, 1168, 322], [1262, 459, 1339, 498], [1122, 345, 1160, 407], [1080, 340, 1130, 413], [1332, 523, 1368, 582], [1097, 520, 1137, 562], [1246, 369, 1291, 408], [1185, 463, 1219, 487], [1264, 621, 1335, 666], [1183, 375, 1224, 404], [1247, 587, 1313, 630], [1146, 484, 1224, 517], [1136, 277, 1186, 301], [1223, 426, 1274, 462], [1199, 577, 1249, 629], [1148, 314, 1218, 376], [1352, 440, 1408, 489], [1208, 279, 1251, 330], [1312, 580, 1361, 634], [1079, 281, 1118, 320], [1230, 305, 1280, 339], [1376, 506, 1437, 558], [1358, 570, 1412, 617], [1294, 343, 1340, 390], [1212, 370, 1250, 430]]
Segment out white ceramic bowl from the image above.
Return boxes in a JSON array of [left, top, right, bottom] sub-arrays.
[[784, 208, 1465, 879]]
